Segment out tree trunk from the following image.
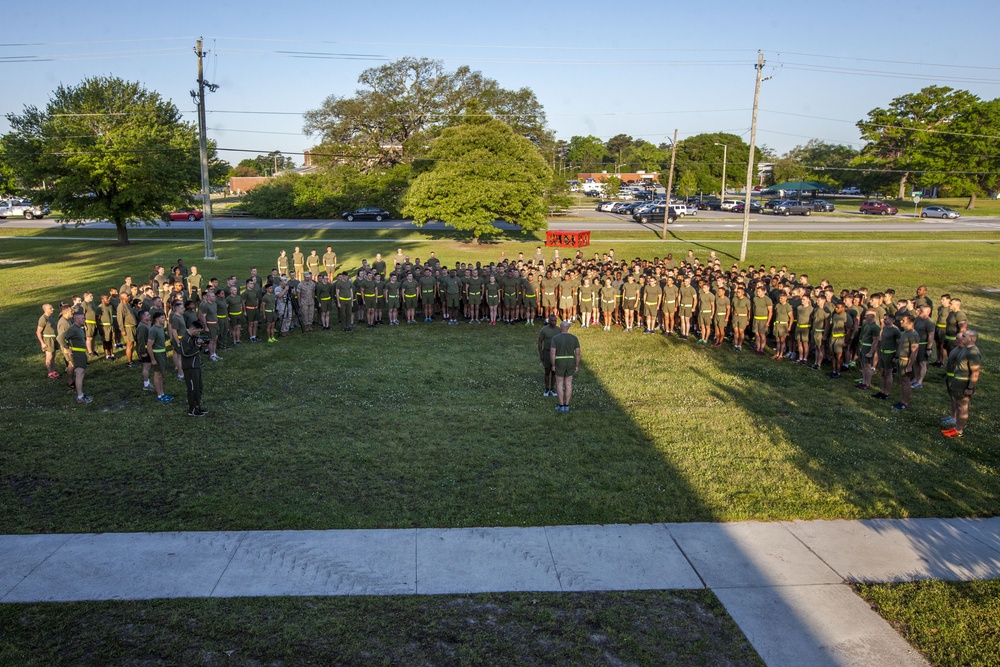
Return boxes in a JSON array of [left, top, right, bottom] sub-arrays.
[[114, 219, 131, 245], [897, 173, 907, 200], [966, 192, 976, 211]]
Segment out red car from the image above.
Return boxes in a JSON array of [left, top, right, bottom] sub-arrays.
[[859, 201, 897, 216], [164, 209, 203, 222]]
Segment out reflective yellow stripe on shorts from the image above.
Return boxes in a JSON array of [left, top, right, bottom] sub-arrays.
[[555, 356, 574, 359], [152, 348, 166, 353]]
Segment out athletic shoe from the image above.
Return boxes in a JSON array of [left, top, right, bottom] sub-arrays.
[[713, 342, 723, 347], [892, 402, 909, 410], [810, 363, 820, 370], [733, 345, 741, 351], [210, 355, 221, 362], [941, 416, 956, 426], [126, 362, 136, 369], [855, 383, 870, 390], [828, 372, 841, 379], [931, 361, 944, 367], [943, 430, 963, 439], [76, 395, 93, 404], [555, 405, 563, 412], [188, 409, 208, 417], [910, 382, 923, 389], [177, 374, 185, 381], [872, 392, 888, 400], [47, 371, 60, 379], [157, 394, 174, 403], [143, 383, 152, 392]]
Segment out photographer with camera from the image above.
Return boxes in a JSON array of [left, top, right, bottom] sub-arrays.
[[180, 320, 209, 417]]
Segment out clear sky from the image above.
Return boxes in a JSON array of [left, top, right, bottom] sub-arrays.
[[4, 0, 1000, 166]]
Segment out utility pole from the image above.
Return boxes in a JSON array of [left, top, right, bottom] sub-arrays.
[[192, 38, 219, 260], [740, 52, 765, 263], [714, 142, 728, 203], [662, 128, 678, 240]]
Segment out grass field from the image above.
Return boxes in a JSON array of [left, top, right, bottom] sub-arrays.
[[857, 580, 1000, 667], [0, 590, 763, 666], [1, 228, 997, 534]]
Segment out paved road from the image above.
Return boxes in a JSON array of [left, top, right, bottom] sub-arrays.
[[6, 213, 1000, 233]]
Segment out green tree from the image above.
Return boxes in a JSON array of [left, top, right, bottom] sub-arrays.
[[402, 117, 552, 238], [782, 140, 858, 188], [604, 175, 621, 197], [674, 133, 760, 195], [937, 98, 1000, 209], [566, 135, 609, 173], [230, 164, 259, 178], [856, 86, 979, 199], [304, 57, 550, 170], [676, 170, 698, 198], [0, 148, 18, 194], [1, 76, 201, 244]]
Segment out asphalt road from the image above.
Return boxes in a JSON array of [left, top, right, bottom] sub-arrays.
[[5, 211, 1000, 233]]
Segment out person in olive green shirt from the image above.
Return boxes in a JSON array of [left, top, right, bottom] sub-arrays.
[[147, 310, 174, 403], [809, 295, 829, 370], [662, 276, 679, 336], [537, 314, 561, 396], [713, 287, 731, 347], [794, 294, 813, 364], [36, 303, 58, 378], [621, 274, 640, 331], [874, 313, 901, 400], [943, 298, 968, 354], [315, 273, 334, 330], [335, 272, 355, 331], [292, 247, 305, 282], [65, 311, 92, 403], [322, 246, 338, 279], [731, 286, 752, 352], [305, 250, 322, 279], [826, 301, 850, 378], [550, 321, 581, 412], [942, 330, 982, 438], [894, 313, 920, 410], [751, 286, 773, 355], [851, 309, 876, 391], [771, 292, 793, 360], [261, 284, 278, 342], [696, 281, 715, 343]]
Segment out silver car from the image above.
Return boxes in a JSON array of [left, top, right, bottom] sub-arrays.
[[920, 206, 960, 219], [0, 199, 50, 219]]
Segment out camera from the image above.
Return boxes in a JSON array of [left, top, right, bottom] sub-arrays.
[[194, 334, 211, 346]]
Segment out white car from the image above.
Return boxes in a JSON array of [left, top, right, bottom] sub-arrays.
[[719, 200, 740, 211], [599, 201, 617, 212], [920, 206, 960, 220], [839, 187, 862, 195], [669, 204, 688, 217]]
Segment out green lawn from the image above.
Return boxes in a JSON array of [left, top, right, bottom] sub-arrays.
[[856, 580, 1000, 667], [0, 230, 997, 534], [0, 590, 764, 666]]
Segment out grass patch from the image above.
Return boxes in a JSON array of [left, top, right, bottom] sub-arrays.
[[856, 580, 1000, 667], [0, 590, 763, 666], [1, 232, 998, 533]]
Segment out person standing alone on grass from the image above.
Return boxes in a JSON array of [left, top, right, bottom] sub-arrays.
[[180, 321, 208, 416], [550, 321, 581, 413], [538, 315, 560, 396]]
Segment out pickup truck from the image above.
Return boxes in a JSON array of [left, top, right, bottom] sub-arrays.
[[771, 200, 812, 216], [0, 199, 50, 219]]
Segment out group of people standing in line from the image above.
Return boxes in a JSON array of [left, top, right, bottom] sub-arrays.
[[34, 245, 983, 437]]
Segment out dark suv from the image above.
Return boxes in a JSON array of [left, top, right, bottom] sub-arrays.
[[859, 201, 898, 216]]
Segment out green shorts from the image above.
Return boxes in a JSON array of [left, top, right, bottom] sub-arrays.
[[264, 311, 277, 323], [153, 352, 168, 371], [318, 299, 332, 313], [71, 351, 88, 369], [623, 298, 638, 311], [43, 337, 56, 353], [794, 326, 810, 342], [448, 294, 461, 308], [733, 317, 749, 332], [773, 324, 789, 338], [753, 318, 768, 334], [679, 306, 693, 318], [698, 313, 713, 328], [554, 358, 576, 377], [206, 324, 219, 338]]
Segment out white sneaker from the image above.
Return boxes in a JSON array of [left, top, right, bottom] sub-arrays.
[[210, 354, 221, 362], [177, 374, 185, 381]]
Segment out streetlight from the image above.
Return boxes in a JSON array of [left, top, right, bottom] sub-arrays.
[[714, 142, 728, 204]]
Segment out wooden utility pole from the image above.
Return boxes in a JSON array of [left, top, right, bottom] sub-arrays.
[[662, 128, 678, 240], [193, 38, 218, 260], [740, 52, 764, 262]]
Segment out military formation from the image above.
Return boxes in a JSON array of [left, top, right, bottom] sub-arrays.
[[34, 245, 982, 436]]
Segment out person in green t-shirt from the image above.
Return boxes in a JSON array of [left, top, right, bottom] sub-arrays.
[[942, 330, 982, 438], [537, 314, 561, 395], [261, 284, 278, 342], [621, 274, 640, 332], [147, 310, 174, 403], [751, 286, 773, 355], [713, 287, 731, 347], [894, 313, 920, 410], [771, 292, 793, 359], [314, 274, 334, 330], [826, 302, 849, 378], [335, 272, 355, 331], [874, 314, 901, 400], [550, 321, 581, 412]]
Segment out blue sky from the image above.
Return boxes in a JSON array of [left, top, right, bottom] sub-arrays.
[[4, 0, 1000, 166]]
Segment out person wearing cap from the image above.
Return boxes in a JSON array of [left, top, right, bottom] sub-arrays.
[[942, 330, 982, 438], [146, 310, 173, 403], [550, 320, 581, 412], [538, 315, 561, 396]]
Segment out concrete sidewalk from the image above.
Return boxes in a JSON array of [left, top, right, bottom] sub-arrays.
[[3, 518, 999, 666]]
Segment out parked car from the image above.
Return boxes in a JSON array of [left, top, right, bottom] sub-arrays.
[[163, 209, 203, 222], [595, 201, 613, 212], [859, 201, 898, 216], [342, 206, 391, 221], [696, 197, 721, 210], [0, 199, 50, 219], [809, 199, 836, 212], [719, 200, 741, 212], [635, 205, 677, 225], [610, 202, 632, 214], [763, 198, 785, 210], [839, 187, 862, 195], [920, 206, 960, 219], [772, 200, 812, 216], [732, 200, 763, 214], [669, 203, 688, 218]]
